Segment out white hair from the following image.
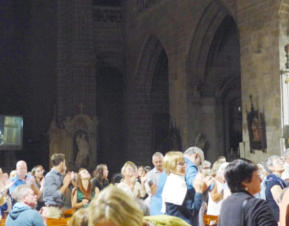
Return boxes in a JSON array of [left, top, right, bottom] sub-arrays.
[[152, 152, 163, 160], [12, 184, 32, 202], [202, 160, 211, 168], [216, 162, 229, 178], [265, 155, 281, 170], [184, 146, 204, 162]]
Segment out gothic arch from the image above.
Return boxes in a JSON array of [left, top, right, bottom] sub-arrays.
[[135, 35, 168, 99], [185, 1, 234, 92]]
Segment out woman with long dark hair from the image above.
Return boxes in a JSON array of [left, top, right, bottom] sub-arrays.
[[92, 164, 109, 193], [31, 165, 45, 210]]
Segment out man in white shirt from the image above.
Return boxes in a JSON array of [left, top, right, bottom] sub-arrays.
[[147, 152, 163, 187], [145, 152, 163, 204]]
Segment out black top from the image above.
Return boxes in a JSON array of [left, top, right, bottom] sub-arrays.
[[92, 178, 109, 191], [218, 192, 277, 226]]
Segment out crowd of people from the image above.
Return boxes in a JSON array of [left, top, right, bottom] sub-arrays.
[[1, 147, 289, 225]]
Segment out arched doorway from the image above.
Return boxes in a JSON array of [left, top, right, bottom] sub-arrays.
[[96, 66, 124, 174], [151, 50, 171, 155], [201, 16, 242, 160]]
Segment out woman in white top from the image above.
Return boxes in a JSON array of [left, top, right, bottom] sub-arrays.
[[117, 161, 146, 199], [207, 162, 229, 216]]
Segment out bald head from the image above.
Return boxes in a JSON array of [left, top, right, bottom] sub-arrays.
[[16, 160, 27, 179]]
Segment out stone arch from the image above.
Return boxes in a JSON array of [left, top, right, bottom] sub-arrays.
[[135, 35, 168, 99], [197, 14, 241, 160], [185, 1, 233, 93], [128, 35, 173, 160]]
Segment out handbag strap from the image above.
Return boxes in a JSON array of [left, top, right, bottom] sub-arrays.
[[241, 196, 251, 226]]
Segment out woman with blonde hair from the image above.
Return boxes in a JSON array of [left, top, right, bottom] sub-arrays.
[[117, 161, 146, 198], [88, 185, 189, 226], [162, 151, 207, 225], [71, 168, 94, 209]]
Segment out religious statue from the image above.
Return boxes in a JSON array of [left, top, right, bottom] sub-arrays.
[[48, 105, 98, 170], [74, 130, 90, 169]]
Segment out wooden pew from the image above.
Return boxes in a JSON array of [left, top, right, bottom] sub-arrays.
[[62, 208, 75, 218], [1, 216, 71, 226], [46, 218, 70, 226], [0, 208, 74, 226]]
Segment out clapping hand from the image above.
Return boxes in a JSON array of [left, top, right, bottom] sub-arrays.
[[193, 173, 208, 193]]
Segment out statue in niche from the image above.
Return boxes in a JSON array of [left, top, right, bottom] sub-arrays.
[[48, 105, 98, 170], [73, 130, 90, 169]]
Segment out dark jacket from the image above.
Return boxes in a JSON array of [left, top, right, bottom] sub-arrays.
[[218, 192, 277, 226], [166, 189, 203, 225], [264, 174, 287, 221], [5, 202, 45, 226]]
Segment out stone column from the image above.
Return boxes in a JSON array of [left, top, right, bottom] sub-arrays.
[[237, 0, 282, 161], [56, 0, 96, 120]]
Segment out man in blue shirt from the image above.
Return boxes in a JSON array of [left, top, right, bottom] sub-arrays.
[[184, 146, 204, 190], [43, 153, 73, 218], [184, 146, 206, 226], [9, 161, 37, 197]]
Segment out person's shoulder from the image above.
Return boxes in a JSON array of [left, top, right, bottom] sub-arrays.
[[248, 197, 269, 206], [146, 169, 154, 178], [247, 196, 273, 214], [93, 178, 101, 186], [28, 209, 45, 225], [10, 175, 18, 182], [266, 174, 286, 186]]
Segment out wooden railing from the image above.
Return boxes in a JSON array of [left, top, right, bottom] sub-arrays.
[[0, 218, 70, 226]]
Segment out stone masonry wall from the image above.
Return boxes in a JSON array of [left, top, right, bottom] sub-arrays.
[[237, 0, 283, 162], [124, 0, 286, 164]]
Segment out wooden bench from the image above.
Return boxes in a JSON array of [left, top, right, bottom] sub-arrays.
[[46, 217, 70, 226], [0, 216, 71, 226], [62, 208, 75, 218]]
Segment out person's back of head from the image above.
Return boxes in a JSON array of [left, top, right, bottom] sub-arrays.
[[216, 162, 229, 181], [211, 159, 226, 177], [12, 184, 31, 202], [88, 185, 143, 226], [111, 173, 122, 185], [184, 146, 204, 166], [68, 208, 88, 226], [265, 155, 284, 174]]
